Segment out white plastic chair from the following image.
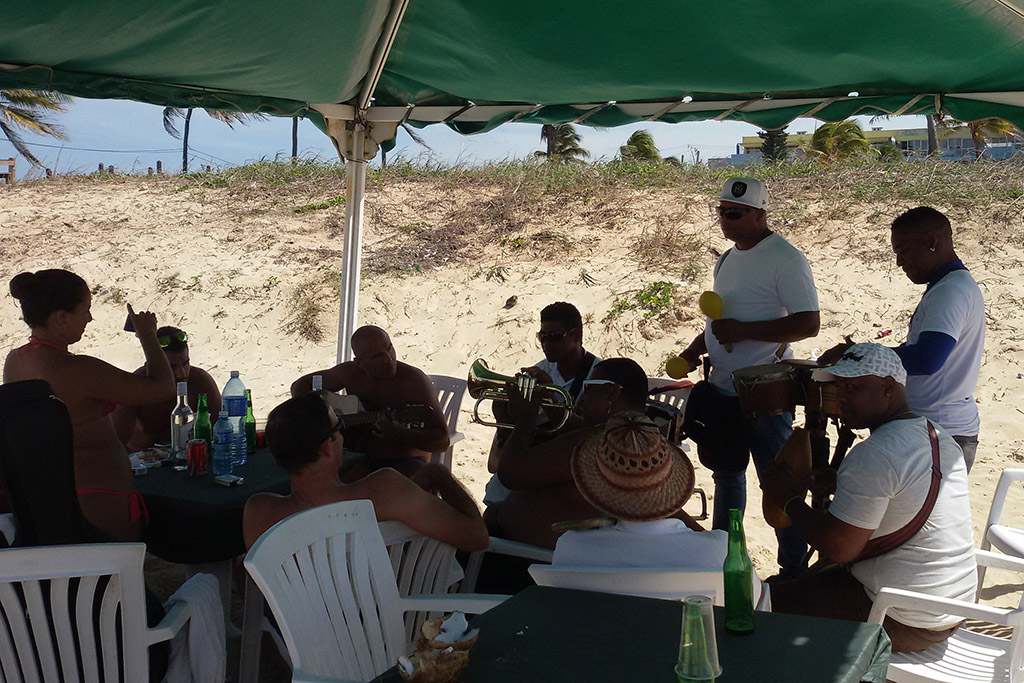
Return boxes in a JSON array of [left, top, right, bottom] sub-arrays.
[[869, 549, 1024, 683], [647, 376, 708, 520], [243, 500, 505, 682], [239, 519, 465, 683], [0, 543, 194, 682], [527, 564, 771, 610], [978, 468, 1024, 587], [0, 513, 13, 545], [426, 374, 467, 470]]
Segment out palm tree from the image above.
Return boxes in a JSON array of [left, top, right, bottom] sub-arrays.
[[935, 114, 1021, 155], [163, 108, 268, 173], [619, 130, 661, 162], [0, 89, 70, 167], [808, 121, 874, 161], [536, 124, 589, 162]]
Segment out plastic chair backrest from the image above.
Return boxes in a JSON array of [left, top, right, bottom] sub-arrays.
[[379, 521, 460, 643], [0, 543, 151, 682], [426, 374, 466, 469], [647, 376, 692, 412], [0, 380, 108, 546], [528, 564, 727, 604], [244, 500, 408, 681]]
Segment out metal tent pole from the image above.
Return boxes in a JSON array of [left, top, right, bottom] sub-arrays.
[[337, 124, 367, 363]]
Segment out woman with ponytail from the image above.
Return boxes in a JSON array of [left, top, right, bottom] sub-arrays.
[[4, 270, 175, 541]]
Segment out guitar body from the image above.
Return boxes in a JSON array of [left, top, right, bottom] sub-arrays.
[[337, 404, 434, 432]]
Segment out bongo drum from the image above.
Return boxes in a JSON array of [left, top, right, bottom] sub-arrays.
[[731, 364, 799, 417], [783, 359, 842, 418]]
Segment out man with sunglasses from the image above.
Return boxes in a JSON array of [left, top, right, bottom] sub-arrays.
[[243, 392, 488, 551], [114, 326, 222, 451], [484, 302, 599, 504], [676, 177, 820, 579]]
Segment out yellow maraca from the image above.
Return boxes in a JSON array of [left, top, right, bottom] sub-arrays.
[[665, 356, 692, 379], [698, 290, 733, 352]]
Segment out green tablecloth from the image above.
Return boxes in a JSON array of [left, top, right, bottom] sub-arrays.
[[137, 448, 290, 563], [376, 587, 891, 683]]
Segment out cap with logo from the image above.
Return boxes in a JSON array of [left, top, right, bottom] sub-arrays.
[[719, 177, 769, 210], [811, 343, 908, 386]]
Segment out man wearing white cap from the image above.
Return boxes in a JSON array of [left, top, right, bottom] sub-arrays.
[[763, 343, 976, 653], [677, 176, 820, 577]]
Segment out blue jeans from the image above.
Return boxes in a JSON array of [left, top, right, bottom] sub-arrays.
[[710, 411, 808, 573]]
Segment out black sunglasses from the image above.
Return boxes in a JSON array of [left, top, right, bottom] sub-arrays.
[[157, 330, 188, 348], [323, 417, 345, 442], [537, 328, 576, 343], [716, 206, 754, 220]]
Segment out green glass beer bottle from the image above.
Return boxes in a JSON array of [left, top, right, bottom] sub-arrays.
[[194, 393, 213, 450], [245, 389, 257, 455], [723, 508, 755, 634]]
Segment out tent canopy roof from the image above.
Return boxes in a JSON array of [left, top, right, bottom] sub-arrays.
[[5, 0, 1024, 133]]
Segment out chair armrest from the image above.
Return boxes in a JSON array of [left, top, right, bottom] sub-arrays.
[[868, 587, 1022, 627], [460, 537, 554, 593], [976, 547, 1024, 574], [146, 598, 191, 645], [449, 431, 465, 446], [293, 669, 361, 683], [986, 468, 1024, 530], [399, 592, 509, 615]]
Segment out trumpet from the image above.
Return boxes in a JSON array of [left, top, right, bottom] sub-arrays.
[[467, 358, 574, 432]]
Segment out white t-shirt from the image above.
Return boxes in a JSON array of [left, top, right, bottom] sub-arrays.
[[553, 519, 728, 569], [705, 233, 819, 395], [829, 417, 976, 628], [904, 269, 985, 436]]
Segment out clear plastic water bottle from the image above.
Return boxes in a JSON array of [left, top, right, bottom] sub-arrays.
[[223, 371, 247, 466], [170, 381, 194, 466], [212, 410, 234, 476]]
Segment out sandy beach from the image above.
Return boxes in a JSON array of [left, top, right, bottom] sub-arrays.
[[3, 162, 1024, 676]]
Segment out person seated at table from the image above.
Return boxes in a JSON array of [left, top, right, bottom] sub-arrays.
[[290, 325, 449, 478], [761, 343, 976, 653], [3, 269, 175, 542], [483, 301, 600, 506], [242, 392, 488, 551], [487, 357, 697, 549], [113, 326, 222, 451]]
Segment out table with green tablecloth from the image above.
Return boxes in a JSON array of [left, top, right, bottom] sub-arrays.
[[375, 586, 891, 683], [136, 448, 290, 563]]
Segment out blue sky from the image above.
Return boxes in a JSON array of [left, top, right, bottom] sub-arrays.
[[2, 97, 927, 179]]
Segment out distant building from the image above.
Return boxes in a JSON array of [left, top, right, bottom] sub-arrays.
[[708, 126, 1024, 167]]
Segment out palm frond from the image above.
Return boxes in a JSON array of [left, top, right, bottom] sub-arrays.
[[401, 122, 431, 150], [162, 107, 184, 139], [205, 110, 269, 129], [1, 89, 70, 110], [0, 120, 43, 166]]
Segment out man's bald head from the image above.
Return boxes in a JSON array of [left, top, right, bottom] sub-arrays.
[[351, 325, 398, 378], [351, 325, 389, 353]]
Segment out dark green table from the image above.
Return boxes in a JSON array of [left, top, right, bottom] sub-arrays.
[[136, 448, 290, 563], [376, 586, 891, 683]]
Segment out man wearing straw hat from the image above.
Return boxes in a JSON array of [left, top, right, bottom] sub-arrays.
[[762, 343, 975, 653], [554, 411, 728, 569]]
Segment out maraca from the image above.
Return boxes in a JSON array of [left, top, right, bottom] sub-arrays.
[[665, 356, 692, 379], [698, 290, 732, 352]]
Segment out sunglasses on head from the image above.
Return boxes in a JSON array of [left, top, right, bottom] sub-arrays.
[[537, 328, 576, 343], [716, 206, 754, 220], [582, 379, 619, 389], [157, 330, 188, 348]]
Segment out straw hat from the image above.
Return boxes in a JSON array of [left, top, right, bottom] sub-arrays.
[[571, 411, 695, 522]]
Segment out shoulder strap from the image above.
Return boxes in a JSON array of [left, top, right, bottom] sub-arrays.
[[713, 248, 732, 278], [568, 351, 598, 401], [851, 421, 942, 564]]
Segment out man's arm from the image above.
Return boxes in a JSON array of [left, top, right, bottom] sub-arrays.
[[783, 501, 874, 564], [678, 331, 708, 370], [368, 468, 489, 551], [290, 363, 350, 397], [894, 331, 957, 375], [371, 368, 450, 455], [710, 310, 820, 346], [496, 387, 591, 490]]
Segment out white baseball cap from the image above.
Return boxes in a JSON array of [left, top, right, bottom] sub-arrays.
[[812, 343, 907, 386], [719, 177, 769, 210]]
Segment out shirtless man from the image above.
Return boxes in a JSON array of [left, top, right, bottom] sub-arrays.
[[113, 326, 221, 451], [243, 392, 488, 551], [290, 325, 449, 477], [488, 357, 695, 549]]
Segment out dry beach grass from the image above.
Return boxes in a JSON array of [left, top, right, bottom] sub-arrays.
[[3, 157, 1024, 680]]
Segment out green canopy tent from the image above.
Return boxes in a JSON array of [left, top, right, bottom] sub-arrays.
[[6, 0, 1024, 359]]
